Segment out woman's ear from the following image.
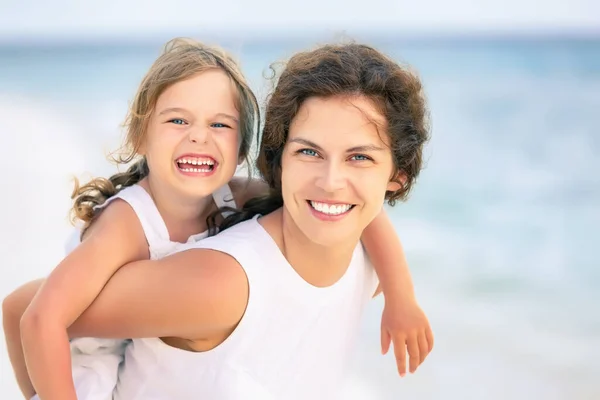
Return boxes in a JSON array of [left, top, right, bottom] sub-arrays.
[[387, 171, 407, 192]]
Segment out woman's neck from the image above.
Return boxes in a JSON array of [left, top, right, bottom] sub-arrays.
[[266, 208, 361, 288], [140, 177, 214, 242]]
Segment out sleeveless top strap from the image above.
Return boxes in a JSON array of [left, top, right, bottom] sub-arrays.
[[93, 185, 170, 247], [93, 183, 237, 247]]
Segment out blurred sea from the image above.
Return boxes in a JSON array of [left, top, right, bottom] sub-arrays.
[[0, 35, 599, 399]]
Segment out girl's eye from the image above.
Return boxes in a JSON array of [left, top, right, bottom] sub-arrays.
[[169, 118, 186, 125], [299, 148, 318, 157], [350, 154, 371, 161], [211, 122, 231, 129]]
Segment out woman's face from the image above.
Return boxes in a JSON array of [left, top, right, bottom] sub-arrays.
[[280, 95, 401, 247]]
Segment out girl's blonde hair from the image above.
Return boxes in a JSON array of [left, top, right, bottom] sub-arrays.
[[70, 38, 259, 226]]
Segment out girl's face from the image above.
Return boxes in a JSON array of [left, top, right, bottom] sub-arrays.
[[142, 69, 242, 200]]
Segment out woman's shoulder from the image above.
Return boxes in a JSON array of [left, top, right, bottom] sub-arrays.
[[174, 215, 276, 276], [211, 215, 264, 242]]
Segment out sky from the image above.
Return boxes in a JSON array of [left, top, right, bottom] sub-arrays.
[[0, 0, 599, 42]]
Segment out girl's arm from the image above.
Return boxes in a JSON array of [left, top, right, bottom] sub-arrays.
[[2, 279, 44, 399], [360, 209, 434, 377], [20, 200, 149, 400], [361, 209, 415, 299], [67, 248, 248, 340]]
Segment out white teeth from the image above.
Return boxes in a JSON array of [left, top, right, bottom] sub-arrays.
[[176, 157, 215, 173], [309, 201, 352, 215], [180, 167, 212, 173], [176, 157, 215, 166]]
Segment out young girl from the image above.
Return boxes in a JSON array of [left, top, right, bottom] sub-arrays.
[[2, 38, 431, 400]]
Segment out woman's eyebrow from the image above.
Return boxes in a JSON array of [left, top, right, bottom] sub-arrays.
[[346, 144, 385, 153], [289, 138, 384, 153]]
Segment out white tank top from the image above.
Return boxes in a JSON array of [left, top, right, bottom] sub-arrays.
[[113, 215, 379, 400], [67, 183, 236, 381]]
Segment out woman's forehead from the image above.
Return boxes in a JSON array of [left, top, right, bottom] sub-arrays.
[[289, 95, 390, 147]]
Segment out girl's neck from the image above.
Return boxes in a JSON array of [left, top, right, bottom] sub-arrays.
[[267, 208, 361, 288], [139, 177, 214, 243]]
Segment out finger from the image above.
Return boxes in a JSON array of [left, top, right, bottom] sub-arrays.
[[381, 327, 391, 355], [417, 332, 429, 365], [426, 326, 434, 352], [406, 334, 420, 374], [392, 335, 407, 377]]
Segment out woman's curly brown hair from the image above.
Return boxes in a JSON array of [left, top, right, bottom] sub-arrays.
[[221, 42, 430, 231]]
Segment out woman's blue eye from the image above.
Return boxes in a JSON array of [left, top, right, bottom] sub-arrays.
[[300, 149, 318, 157], [351, 154, 370, 161], [169, 119, 186, 125]]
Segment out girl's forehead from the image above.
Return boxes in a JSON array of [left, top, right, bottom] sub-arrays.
[[156, 70, 240, 114]]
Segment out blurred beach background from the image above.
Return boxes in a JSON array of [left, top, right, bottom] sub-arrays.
[[0, 1, 599, 399]]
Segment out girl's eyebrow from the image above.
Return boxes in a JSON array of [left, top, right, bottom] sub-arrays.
[[215, 113, 239, 123], [158, 107, 190, 116], [158, 108, 239, 123]]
